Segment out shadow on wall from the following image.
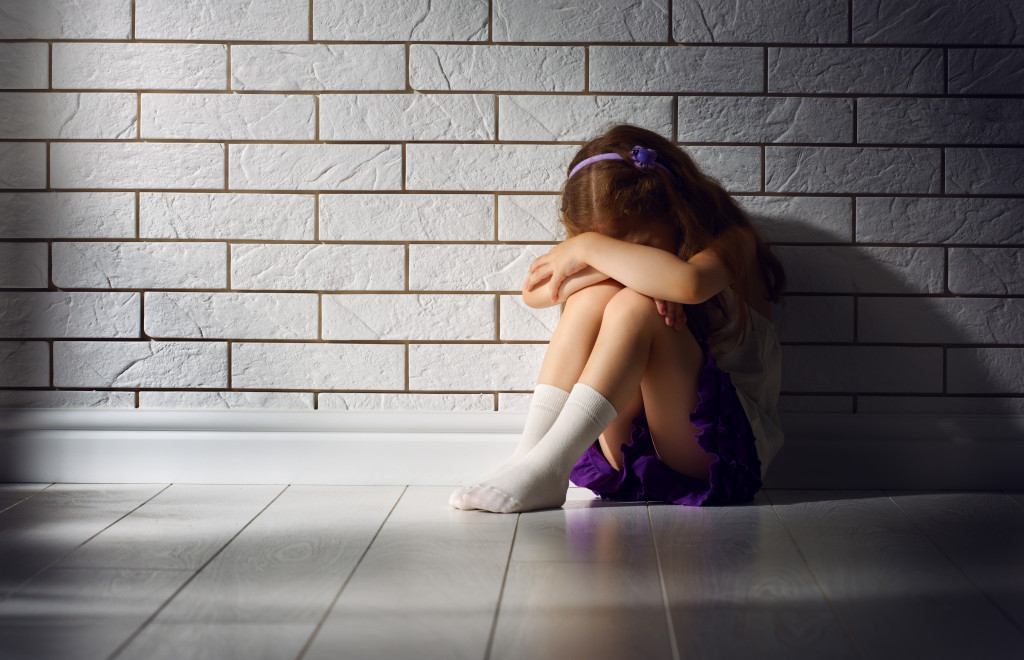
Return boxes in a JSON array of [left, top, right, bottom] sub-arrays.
[[745, 201, 1011, 417]]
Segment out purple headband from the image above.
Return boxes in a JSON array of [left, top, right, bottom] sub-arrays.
[[567, 145, 670, 180]]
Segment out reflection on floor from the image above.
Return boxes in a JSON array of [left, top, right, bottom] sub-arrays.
[[0, 483, 1022, 660]]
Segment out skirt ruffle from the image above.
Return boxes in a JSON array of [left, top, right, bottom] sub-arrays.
[[569, 345, 763, 507]]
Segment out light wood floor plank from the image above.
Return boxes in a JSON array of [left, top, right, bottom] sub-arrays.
[[651, 491, 857, 659], [305, 486, 517, 660], [0, 484, 49, 499], [887, 491, 1024, 632], [490, 501, 673, 660], [117, 623, 315, 660], [155, 485, 402, 623], [512, 500, 654, 564], [0, 484, 167, 599], [59, 484, 284, 570], [770, 490, 1024, 660], [0, 568, 190, 660]]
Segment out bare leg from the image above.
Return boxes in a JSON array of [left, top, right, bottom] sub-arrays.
[[535, 280, 624, 391], [579, 288, 711, 481]]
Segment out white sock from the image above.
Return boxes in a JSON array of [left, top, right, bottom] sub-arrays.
[[511, 384, 571, 462], [450, 383, 617, 513]]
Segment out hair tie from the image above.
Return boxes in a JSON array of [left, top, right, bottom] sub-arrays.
[[567, 145, 671, 180]]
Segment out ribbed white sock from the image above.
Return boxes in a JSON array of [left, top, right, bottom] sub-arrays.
[[511, 384, 571, 461], [450, 383, 618, 513]]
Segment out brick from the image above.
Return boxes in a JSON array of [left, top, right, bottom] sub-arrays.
[[674, 0, 846, 43], [320, 93, 494, 141], [768, 47, 944, 94], [323, 294, 494, 340], [0, 390, 134, 408], [590, 46, 762, 93], [499, 95, 672, 142], [140, 391, 314, 410], [411, 45, 584, 92], [140, 193, 314, 241], [776, 246, 944, 294], [229, 144, 401, 191], [231, 244, 404, 292], [0, 341, 49, 387], [0, 292, 139, 338], [949, 48, 1024, 95], [53, 43, 226, 90], [775, 296, 853, 343], [410, 244, 551, 291], [409, 343, 546, 390], [0, 142, 45, 189], [853, 0, 1024, 45], [0, 0, 131, 39], [781, 346, 943, 393], [858, 99, 1024, 145], [765, 147, 941, 194], [0, 43, 49, 89], [320, 194, 493, 242], [232, 342, 404, 390], [685, 146, 761, 193], [856, 197, 1024, 245], [859, 297, 1024, 344], [494, 0, 666, 42], [497, 195, 564, 242], [738, 196, 852, 243], [777, 395, 853, 413], [858, 396, 1024, 415], [946, 149, 1024, 195], [51, 143, 224, 190], [145, 292, 317, 340], [136, 0, 308, 41], [0, 92, 136, 140], [319, 392, 494, 412], [948, 248, 1024, 295], [407, 144, 577, 191], [948, 348, 1024, 394], [0, 242, 48, 288], [142, 93, 314, 141], [315, 0, 488, 41], [678, 96, 852, 144], [0, 193, 135, 239], [499, 295, 560, 341], [54, 340, 228, 388], [231, 45, 406, 91], [52, 242, 226, 289]]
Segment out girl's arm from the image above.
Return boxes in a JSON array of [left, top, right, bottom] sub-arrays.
[[525, 230, 742, 305], [522, 265, 611, 308]]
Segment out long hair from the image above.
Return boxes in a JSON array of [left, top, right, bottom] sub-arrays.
[[559, 124, 786, 348]]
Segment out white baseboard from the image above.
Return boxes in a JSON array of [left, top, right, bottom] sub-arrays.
[[2, 409, 1023, 489]]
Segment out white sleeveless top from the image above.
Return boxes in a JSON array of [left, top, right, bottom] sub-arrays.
[[706, 287, 784, 480]]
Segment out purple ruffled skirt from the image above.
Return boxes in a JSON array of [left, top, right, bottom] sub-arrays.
[[569, 345, 763, 507]]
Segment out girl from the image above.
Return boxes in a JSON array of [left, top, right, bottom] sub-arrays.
[[450, 124, 786, 514]]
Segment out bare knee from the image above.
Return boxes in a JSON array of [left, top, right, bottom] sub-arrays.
[[562, 280, 624, 317], [601, 287, 659, 325]]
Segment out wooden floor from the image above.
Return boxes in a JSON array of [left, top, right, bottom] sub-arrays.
[[0, 484, 1022, 660]]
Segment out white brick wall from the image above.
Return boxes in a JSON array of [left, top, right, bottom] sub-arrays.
[[1, 0, 1021, 413]]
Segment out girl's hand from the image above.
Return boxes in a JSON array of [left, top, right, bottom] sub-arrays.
[[654, 298, 687, 331], [524, 234, 591, 304]]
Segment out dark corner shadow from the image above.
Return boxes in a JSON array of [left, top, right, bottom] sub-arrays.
[[741, 198, 1013, 494]]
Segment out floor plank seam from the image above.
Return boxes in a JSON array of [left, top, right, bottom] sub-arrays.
[[885, 491, 1024, 640], [104, 483, 291, 660], [482, 512, 520, 660], [763, 489, 868, 660], [294, 484, 409, 660], [646, 504, 681, 660], [0, 482, 173, 605]]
